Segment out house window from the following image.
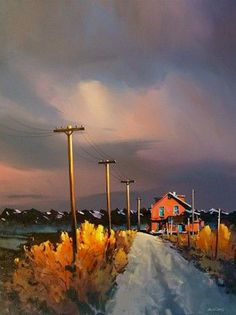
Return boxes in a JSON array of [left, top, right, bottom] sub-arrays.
[[159, 207, 164, 217], [174, 205, 179, 215]]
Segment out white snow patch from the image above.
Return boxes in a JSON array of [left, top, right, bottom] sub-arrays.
[[6, 211, 9, 216], [78, 211, 84, 215], [117, 209, 125, 216], [56, 214, 63, 219], [46, 211, 51, 215], [14, 209, 21, 213], [90, 210, 102, 219], [43, 216, 49, 221], [209, 208, 219, 214], [222, 211, 229, 215], [1, 218, 6, 221], [209, 208, 228, 215]]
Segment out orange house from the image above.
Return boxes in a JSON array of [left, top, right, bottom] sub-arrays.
[[151, 191, 201, 233]]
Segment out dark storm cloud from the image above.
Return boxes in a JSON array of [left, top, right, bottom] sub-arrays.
[[0, 1, 235, 95], [165, 159, 236, 211], [0, 0, 235, 86], [2, 0, 234, 86]]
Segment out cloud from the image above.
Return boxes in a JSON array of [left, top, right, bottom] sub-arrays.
[[7, 194, 46, 200], [0, 0, 232, 86], [0, 1, 236, 210]]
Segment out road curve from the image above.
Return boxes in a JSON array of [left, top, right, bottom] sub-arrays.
[[106, 233, 236, 315]]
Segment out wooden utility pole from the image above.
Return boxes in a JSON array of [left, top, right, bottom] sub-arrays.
[[137, 196, 141, 231], [215, 208, 221, 260], [99, 160, 116, 235], [54, 125, 85, 265], [121, 179, 135, 230], [191, 189, 195, 236]]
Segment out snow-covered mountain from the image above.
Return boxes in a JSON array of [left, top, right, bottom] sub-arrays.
[[0, 207, 150, 226], [198, 208, 236, 225], [0, 207, 235, 227]]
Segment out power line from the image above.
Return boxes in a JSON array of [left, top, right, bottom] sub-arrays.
[[113, 162, 128, 179], [110, 170, 122, 181], [8, 117, 52, 132], [82, 134, 106, 159], [82, 133, 114, 160], [74, 144, 98, 164], [77, 138, 101, 160], [0, 132, 54, 138], [82, 132, 131, 180], [0, 123, 52, 136]]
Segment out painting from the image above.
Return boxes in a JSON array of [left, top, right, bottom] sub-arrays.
[[0, 1, 236, 314]]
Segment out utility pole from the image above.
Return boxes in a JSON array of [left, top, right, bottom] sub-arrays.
[[99, 160, 116, 235], [215, 208, 221, 260], [191, 189, 195, 236], [137, 196, 141, 231], [121, 179, 135, 230], [54, 125, 85, 266]]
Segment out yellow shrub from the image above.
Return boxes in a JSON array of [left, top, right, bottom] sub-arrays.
[[195, 224, 234, 259], [218, 224, 231, 252], [217, 224, 235, 259], [7, 221, 136, 314], [113, 248, 128, 273], [196, 226, 214, 254]]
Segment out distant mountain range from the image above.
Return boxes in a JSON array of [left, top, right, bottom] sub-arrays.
[[0, 208, 235, 227], [0, 208, 150, 227], [198, 209, 236, 226]]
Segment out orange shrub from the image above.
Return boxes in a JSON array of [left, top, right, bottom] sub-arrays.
[[196, 226, 214, 255], [195, 224, 234, 259], [218, 224, 234, 259], [7, 221, 136, 314]]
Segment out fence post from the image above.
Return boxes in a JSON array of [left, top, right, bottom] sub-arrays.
[[214, 208, 221, 260], [187, 218, 190, 248], [170, 217, 173, 236], [177, 228, 179, 246], [234, 248, 236, 267]]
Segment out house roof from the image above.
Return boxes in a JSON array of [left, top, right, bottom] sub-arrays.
[[168, 192, 201, 215], [168, 192, 192, 210], [154, 191, 192, 210]]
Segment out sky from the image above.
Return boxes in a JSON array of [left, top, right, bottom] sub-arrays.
[[0, 0, 236, 212]]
